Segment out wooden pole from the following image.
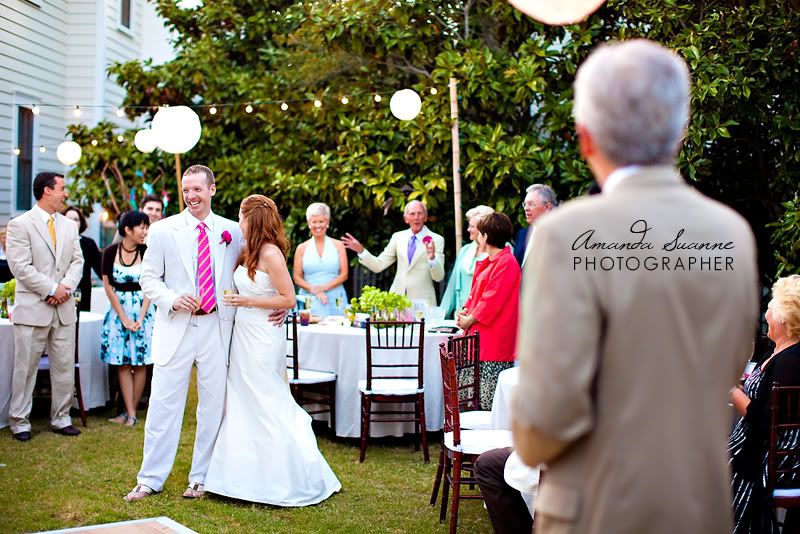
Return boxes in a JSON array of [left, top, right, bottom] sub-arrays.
[[449, 77, 463, 254], [175, 153, 184, 212]]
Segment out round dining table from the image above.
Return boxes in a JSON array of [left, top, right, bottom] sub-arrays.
[[296, 322, 455, 438], [0, 312, 109, 429]]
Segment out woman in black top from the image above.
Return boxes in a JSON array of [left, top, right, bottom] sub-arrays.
[[99, 211, 154, 427], [63, 207, 102, 311], [729, 275, 800, 533]]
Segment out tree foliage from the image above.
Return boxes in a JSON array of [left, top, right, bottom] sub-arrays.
[[66, 0, 799, 278]]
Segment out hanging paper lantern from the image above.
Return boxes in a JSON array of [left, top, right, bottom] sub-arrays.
[[56, 141, 82, 165], [151, 106, 202, 154], [389, 89, 422, 121], [508, 0, 606, 25], [134, 128, 158, 153]]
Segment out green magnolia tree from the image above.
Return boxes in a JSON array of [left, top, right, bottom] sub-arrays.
[[66, 0, 799, 278], [66, 122, 175, 217]]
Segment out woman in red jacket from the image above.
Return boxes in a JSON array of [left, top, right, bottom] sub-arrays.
[[456, 213, 521, 410]]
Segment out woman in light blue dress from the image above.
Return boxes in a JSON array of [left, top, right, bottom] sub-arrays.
[[293, 203, 348, 317], [441, 205, 495, 318]]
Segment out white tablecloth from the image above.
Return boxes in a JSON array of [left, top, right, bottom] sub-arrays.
[[296, 323, 453, 438], [90, 286, 109, 315], [0, 312, 109, 428], [490, 366, 519, 431]]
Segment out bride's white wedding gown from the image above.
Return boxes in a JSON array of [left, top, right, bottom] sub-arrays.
[[204, 266, 341, 506]]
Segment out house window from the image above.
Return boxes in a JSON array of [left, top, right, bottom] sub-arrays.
[[120, 0, 132, 30], [16, 107, 34, 211]]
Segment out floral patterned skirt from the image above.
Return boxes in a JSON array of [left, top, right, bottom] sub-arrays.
[[480, 361, 515, 411], [99, 289, 154, 366]]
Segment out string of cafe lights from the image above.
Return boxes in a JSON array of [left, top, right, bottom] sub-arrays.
[[5, 86, 442, 157]]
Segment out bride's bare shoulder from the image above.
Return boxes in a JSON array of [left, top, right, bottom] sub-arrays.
[[259, 243, 285, 260]]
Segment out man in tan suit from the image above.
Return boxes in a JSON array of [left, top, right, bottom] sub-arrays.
[[6, 172, 84, 441], [512, 40, 759, 533], [342, 200, 445, 307]]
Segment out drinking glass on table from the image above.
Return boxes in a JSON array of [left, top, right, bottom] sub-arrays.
[[335, 296, 343, 313], [72, 289, 82, 307]]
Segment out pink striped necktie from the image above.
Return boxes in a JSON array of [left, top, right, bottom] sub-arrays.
[[196, 222, 216, 313]]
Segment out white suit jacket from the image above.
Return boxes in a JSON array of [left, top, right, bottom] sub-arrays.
[[358, 226, 445, 306], [140, 211, 242, 365], [6, 209, 84, 327]]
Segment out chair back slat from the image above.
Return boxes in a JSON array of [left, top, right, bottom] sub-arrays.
[[285, 313, 299, 380], [365, 319, 425, 391], [439, 343, 461, 445], [447, 331, 481, 412], [768, 383, 800, 492]]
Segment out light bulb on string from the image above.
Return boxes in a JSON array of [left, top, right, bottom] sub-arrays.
[[31, 105, 40, 115], [13, 147, 20, 156], [280, 102, 288, 111], [313, 99, 322, 108], [91, 139, 98, 146], [374, 94, 382, 103], [341, 96, 349, 105], [430, 87, 438, 95], [116, 107, 125, 118], [73, 106, 82, 118], [117, 135, 124, 143], [245, 104, 253, 113], [209, 106, 218, 115], [39, 145, 46, 153]]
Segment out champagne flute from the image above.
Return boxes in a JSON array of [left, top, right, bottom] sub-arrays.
[[72, 289, 82, 307], [335, 296, 343, 313], [222, 286, 236, 321], [187, 257, 199, 327]]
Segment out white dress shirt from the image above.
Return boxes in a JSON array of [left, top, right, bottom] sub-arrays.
[[602, 165, 641, 194]]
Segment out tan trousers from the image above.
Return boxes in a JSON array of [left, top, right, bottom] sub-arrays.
[[10, 311, 75, 433]]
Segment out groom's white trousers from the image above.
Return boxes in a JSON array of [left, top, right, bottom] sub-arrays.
[[137, 313, 227, 491]]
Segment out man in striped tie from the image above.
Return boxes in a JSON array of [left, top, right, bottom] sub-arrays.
[[126, 164, 248, 501]]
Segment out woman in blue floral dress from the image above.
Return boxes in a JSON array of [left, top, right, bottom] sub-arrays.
[[100, 211, 153, 427]]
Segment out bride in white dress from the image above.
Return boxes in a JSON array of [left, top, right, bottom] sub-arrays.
[[204, 194, 341, 506]]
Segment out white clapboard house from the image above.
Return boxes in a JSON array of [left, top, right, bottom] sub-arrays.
[[0, 0, 175, 225]]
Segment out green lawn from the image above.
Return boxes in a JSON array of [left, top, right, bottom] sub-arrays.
[[0, 372, 491, 533]]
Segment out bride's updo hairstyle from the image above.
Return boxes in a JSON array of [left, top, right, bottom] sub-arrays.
[[237, 194, 291, 281]]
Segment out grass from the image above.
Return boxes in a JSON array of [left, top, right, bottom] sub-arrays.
[[0, 371, 491, 533]]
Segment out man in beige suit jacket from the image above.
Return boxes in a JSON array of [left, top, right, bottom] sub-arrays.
[[342, 200, 445, 307], [6, 172, 84, 441], [512, 40, 759, 533]]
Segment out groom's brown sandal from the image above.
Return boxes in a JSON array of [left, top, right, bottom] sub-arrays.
[[182, 482, 205, 499], [124, 484, 156, 502]]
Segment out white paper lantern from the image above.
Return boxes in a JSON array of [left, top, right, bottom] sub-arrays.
[[389, 89, 422, 121], [134, 128, 157, 153], [56, 141, 82, 166], [508, 0, 606, 25], [151, 106, 202, 154]]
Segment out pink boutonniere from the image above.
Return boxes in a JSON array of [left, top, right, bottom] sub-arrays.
[[422, 236, 433, 245], [220, 230, 232, 246]]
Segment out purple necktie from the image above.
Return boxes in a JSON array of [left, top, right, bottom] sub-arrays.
[[407, 235, 417, 264]]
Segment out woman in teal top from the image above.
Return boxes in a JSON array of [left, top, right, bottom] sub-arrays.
[[441, 205, 495, 318], [293, 203, 349, 317]]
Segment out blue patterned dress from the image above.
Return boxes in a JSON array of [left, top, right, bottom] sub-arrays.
[[99, 262, 154, 366]]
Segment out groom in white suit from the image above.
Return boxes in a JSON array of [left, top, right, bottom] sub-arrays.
[[125, 165, 242, 501]]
